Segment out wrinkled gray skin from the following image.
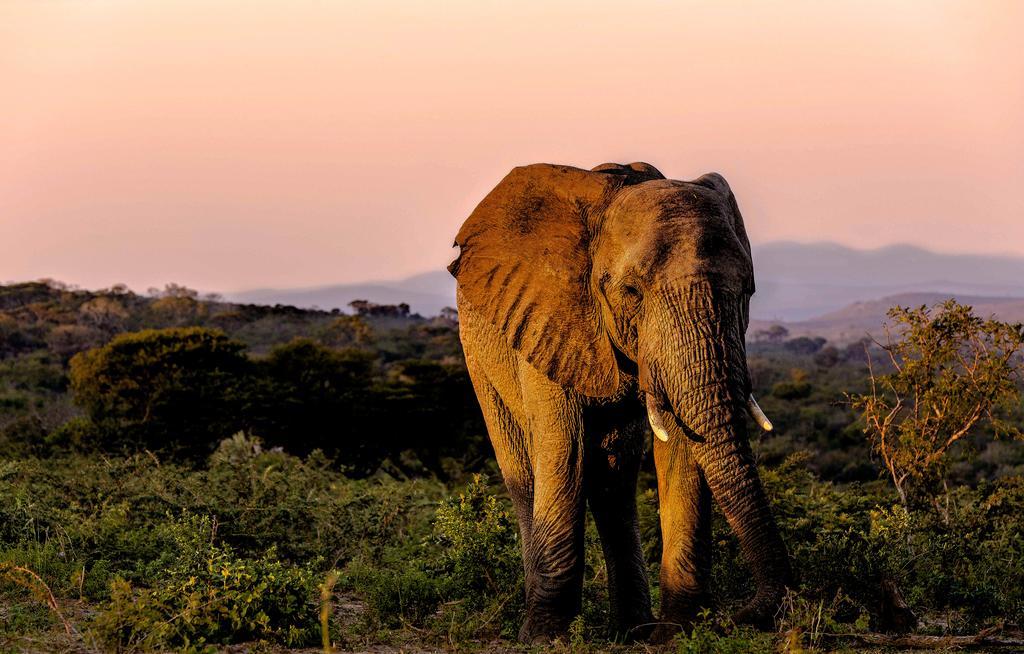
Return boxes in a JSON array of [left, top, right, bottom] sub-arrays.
[[449, 162, 791, 643]]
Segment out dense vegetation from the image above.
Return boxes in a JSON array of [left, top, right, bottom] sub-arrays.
[[1, 280, 1023, 652]]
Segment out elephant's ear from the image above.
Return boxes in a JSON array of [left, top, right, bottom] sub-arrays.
[[450, 164, 628, 397], [693, 172, 751, 259], [693, 173, 755, 297]]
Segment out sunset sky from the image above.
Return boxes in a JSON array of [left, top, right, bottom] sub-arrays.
[[2, 0, 1022, 293]]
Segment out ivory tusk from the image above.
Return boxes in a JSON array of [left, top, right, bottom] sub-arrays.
[[645, 395, 670, 442], [746, 394, 773, 432]]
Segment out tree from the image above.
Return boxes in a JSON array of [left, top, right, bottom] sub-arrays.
[[149, 283, 199, 299], [321, 315, 372, 348], [813, 345, 840, 369], [47, 325, 104, 360], [439, 307, 459, 324], [103, 283, 131, 295], [783, 336, 827, 355], [375, 359, 486, 478], [348, 300, 411, 318], [79, 296, 130, 331], [252, 339, 378, 470], [850, 300, 1024, 510], [149, 296, 202, 325], [69, 327, 253, 456], [755, 324, 789, 344]]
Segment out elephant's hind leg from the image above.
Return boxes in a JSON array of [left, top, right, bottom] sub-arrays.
[[585, 422, 654, 641], [651, 438, 713, 643]]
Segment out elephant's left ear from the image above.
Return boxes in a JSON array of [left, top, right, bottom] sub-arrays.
[[450, 164, 626, 397]]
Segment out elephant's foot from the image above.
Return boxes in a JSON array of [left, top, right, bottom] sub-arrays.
[[731, 586, 787, 631], [648, 622, 684, 645], [517, 624, 552, 646], [647, 601, 704, 642], [610, 610, 656, 643], [516, 613, 573, 645]]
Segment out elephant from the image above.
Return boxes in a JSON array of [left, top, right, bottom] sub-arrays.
[[448, 161, 791, 643]]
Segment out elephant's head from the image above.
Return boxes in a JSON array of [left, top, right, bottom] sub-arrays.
[[450, 162, 790, 623]]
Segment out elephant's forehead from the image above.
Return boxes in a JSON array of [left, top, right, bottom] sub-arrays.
[[599, 185, 751, 287], [609, 179, 724, 215], [604, 189, 732, 252], [654, 232, 751, 281]]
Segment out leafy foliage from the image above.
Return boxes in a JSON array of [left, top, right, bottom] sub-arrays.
[[0, 437, 447, 650], [68, 327, 252, 456], [673, 612, 772, 654], [92, 514, 320, 651], [851, 300, 1024, 506], [250, 339, 380, 470], [3, 282, 1024, 651], [432, 474, 521, 600]]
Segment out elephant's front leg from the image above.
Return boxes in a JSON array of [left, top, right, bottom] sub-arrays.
[[519, 364, 587, 643], [585, 423, 654, 640], [651, 437, 712, 642]]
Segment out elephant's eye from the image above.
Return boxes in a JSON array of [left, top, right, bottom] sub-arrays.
[[621, 284, 642, 309]]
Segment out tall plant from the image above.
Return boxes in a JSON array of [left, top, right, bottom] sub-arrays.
[[851, 300, 1024, 511]]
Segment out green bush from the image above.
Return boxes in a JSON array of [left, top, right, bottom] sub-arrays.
[[91, 513, 320, 652], [0, 436, 445, 603], [334, 474, 524, 640], [432, 474, 521, 600], [250, 339, 379, 468], [199, 434, 444, 564], [68, 327, 253, 457], [771, 379, 812, 400], [892, 479, 1024, 628], [429, 474, 525, 639], [672, 612, 773, 654], [747, 452, 1024, 633], [343, 560, 442, 628], [3, 430, 1024, 650], [0, 597, 54, 640]]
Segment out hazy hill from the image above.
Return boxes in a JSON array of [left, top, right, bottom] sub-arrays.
[[753, 292, 1024, 343], [750, 242, 1024, 321], [229, 271, 456, 317], [227, 242, 1024, 329]]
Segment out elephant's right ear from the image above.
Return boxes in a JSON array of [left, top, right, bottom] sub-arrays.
[[449, 164, 625, 397]]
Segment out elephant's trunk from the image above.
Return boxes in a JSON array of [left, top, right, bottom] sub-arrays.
[[643, 283, 791, 626], [686, 401, 791, 625]]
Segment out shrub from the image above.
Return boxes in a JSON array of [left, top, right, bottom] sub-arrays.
[[91, 513, 320, 651], [0, 437, 445, 601], [430, 474, 524, 638], [851, 300, 1024, 507], [344, 560, 442, 628], [369, 359, 487, 479], [68, 327, 253, 457], [198, 435, 443, 565], [772, 374, 813, 401], [673, 611, 773, 654], [250, 339, 379, 468], [432, 475, 520, 599], [340, 475, 522, 637]]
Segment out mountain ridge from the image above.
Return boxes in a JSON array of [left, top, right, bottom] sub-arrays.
[[753, 292, 1024, 343], [226, 242, 1024, 337]]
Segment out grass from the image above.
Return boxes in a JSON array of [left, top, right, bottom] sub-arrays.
[[2, 435, 1023, 652]]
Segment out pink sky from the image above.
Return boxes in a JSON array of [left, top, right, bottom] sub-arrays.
[[2, 0, 1022, 292]]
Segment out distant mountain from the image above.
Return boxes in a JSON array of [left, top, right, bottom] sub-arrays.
[[751, 242, 1024, 321], [753, 293, 1024, 343], [227, 243, 1024, 326], [227, 270, 456, 317]]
